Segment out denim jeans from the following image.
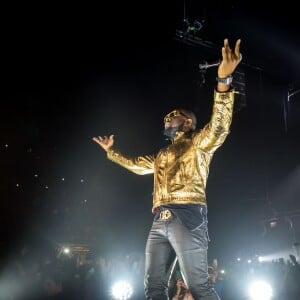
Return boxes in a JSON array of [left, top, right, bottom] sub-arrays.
[[144, 211, 220, 300]]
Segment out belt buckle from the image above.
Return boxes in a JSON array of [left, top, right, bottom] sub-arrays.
[[160, 210, 172, 220]]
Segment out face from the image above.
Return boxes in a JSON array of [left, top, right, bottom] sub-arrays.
[[164, 111, 186, 128], [163, 110, 190, 139]]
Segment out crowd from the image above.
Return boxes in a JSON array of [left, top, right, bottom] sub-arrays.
[[0, 242, 299, 300]]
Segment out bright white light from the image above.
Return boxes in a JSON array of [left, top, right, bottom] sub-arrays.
[[63, 247, 70, 254], [258, 256, 264, 262], [249, 280, 272, 300], [111, 280, 133, 300]]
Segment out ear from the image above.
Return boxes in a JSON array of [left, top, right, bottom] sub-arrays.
[[183, 118, 193, 131]]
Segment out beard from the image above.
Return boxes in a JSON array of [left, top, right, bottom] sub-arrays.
[[163, 124, 184, 139]]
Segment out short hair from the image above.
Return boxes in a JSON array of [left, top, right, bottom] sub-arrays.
[[177, 108, 197, 131]]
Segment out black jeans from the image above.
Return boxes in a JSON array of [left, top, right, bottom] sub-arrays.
[[144, 212, 220, 300]]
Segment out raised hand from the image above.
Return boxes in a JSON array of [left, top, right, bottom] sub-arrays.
[[92, 135, 114, 152], [218, 38, 242, 79]]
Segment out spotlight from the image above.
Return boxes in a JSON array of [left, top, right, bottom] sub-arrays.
[[63, 247, 70, 254], [258, 256, 264, 262], [111, 280, 133, 300], [248, 280, 273, 300], [268, 217, 279, 228]]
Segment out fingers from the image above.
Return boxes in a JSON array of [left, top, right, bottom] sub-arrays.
[[93, 136, 104, 143], [222, 38, 230, 62], [222, 38, 242, 62], [92, 136, 100, 143], [92, 135, 114, 144], [98, 136, 106, 142], [234, 38, 242, 59], [223, 38, 229, 50]]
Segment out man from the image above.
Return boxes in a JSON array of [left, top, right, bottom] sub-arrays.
[[93, 38, 242, 300]]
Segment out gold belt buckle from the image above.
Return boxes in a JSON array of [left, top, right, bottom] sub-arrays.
[[160, 210, 172, 220]]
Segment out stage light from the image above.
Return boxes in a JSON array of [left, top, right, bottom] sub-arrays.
[[111, 280, 133, 300], [248, 280, 273, 300], [63, 247, 70, 254], [269, 218, 278, 228]]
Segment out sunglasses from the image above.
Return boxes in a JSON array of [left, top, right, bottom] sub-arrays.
[[164, 110, 190, 123]]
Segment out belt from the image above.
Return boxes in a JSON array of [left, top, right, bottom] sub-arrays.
[[159, 209, 173, 220]]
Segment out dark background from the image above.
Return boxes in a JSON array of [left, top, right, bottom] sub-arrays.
[[1, 0, 299, 266]]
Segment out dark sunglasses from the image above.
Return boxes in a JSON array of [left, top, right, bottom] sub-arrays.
[[164, 110, 190, 123]]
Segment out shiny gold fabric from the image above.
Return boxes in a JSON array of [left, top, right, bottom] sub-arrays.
[[107, 89, 235, 212]]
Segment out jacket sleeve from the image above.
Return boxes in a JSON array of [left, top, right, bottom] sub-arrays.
[[194, 89, 235, 153], [107, 149, 155, 175]]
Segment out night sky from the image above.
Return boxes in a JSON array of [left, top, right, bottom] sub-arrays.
[[1, 1, 300, 265]]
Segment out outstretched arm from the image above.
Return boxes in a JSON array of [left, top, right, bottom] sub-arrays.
[[217, 38, 242, 92], [92, 134, 155, 175]]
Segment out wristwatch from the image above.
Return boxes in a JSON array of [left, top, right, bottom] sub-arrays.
[[216, 75, 233, 85]]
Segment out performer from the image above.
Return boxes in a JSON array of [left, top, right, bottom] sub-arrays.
[[93, 38, 242, 299]]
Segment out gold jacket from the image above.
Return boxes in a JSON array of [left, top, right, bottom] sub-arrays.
[[107, 89, 235, 212]]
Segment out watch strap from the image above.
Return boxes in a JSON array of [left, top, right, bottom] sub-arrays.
[[216, 75, 233, 85]]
